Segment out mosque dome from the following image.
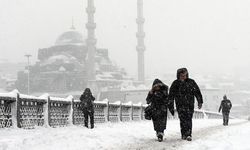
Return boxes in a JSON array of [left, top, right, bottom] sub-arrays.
[[55, 27, 85, 46]]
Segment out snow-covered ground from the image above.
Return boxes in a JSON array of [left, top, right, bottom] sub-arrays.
[[0, 119, 248, 150], [180, 121, 250, 150]]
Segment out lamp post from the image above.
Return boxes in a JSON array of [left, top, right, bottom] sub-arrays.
[[24, 54, 32, 94]]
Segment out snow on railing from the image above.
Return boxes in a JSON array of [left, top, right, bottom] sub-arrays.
[[18, 93, 46, 129], [0, 90, 17, 128], [0, 90, 224, 129]]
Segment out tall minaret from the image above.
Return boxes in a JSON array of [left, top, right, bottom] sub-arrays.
[[86, 0, 97, 81], [136, 0, 145, 82]]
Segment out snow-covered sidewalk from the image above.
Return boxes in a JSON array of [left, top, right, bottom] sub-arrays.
[[179, 121, 250, 150], [123, 119, 247, 150], [0, 119, 247, 150]]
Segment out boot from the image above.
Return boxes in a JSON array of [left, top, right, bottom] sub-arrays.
[[157, 132, 164, 142], [84, 122, 88, 128], [91, 124, 94, 129], [186, 136, 192, 141], [182, 135, 187, 140]]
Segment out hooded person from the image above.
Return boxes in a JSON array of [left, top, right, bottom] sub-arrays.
[[146, 79, 174, 142], [168, 68, 203, 141], [218, 95, 232, 126], [80, 88, 95, 129]]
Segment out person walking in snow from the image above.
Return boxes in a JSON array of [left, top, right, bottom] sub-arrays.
[[218, 95, 232, 126], [146, 79, 174, 142], [168, 68, 203, 141], [80, 88, 95, 129]]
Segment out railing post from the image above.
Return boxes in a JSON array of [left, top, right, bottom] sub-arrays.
[[67, 95, 74, 126], [104, 100, 109, 122], [203, 110, 207, 119], [42, 94, 50, 127], [16, 93, 21, 128], [193, 111, 196, 119], [10, 90, 20, 128], [118, 102, 122, 122], [72, 98, 75, 125], [130, 103, 133, 121], [47, 96, 51, 127], [141, 104, 144, 120]]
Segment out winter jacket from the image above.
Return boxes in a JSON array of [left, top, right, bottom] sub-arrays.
[[168, 68, 203, 112], [146, 79, 170, 132], [146, 79, 173, 118], [219, 99, 232, 113], [80, 88, 95, 112]]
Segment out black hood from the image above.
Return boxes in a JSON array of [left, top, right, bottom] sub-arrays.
[[177, 68, 189, 79], [152, 79, 163, 87], [83, 88, 92, 95]]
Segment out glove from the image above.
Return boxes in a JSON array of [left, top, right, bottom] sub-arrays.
[[198, 103, 202, 109]]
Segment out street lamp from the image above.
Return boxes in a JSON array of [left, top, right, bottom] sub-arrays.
[[24, 54, 32, 94]]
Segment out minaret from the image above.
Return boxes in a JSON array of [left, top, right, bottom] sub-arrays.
[[136, 0, 145, 82], [86, 0, 97, 81]]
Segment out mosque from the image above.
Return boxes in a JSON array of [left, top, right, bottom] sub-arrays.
[[15, 25, 132, 93], [15, 0, 146, 94]]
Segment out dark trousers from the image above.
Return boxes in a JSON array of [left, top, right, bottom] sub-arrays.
[[178, 108, 194, 137], [84, 110, 94, 128], [223, 112, 229, 125]]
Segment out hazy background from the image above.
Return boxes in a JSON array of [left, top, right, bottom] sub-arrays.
[[1, 0, 250, 78]]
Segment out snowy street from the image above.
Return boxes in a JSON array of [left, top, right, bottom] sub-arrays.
[[0, 119, 248, 150]]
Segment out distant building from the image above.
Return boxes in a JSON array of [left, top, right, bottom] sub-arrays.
[[16, 27, 130, 93]]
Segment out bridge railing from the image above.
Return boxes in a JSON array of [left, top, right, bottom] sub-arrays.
[[0, 92, 16, 128], [18, 94, 46, 129], [0, 90, 223, 129]]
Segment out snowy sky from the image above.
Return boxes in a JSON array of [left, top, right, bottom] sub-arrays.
[[1, 0, 250, 77]]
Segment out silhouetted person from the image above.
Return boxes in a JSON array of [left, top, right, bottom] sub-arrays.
[[80, 88, 95, 129], [146, 79, 174, 142], [218, 95, 232, 126], [168, 68, 203, 141]]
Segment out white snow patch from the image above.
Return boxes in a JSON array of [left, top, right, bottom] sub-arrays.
[[19, 94, 46, 100], [0, 119, 246, 150], [50, 96, 72, 102], [179, 122, 250, 150], [0, 89, 18, 98]]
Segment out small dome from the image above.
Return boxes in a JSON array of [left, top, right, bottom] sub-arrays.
[[55, 29, 85, 46]]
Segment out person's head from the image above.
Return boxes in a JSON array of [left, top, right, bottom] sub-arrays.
[[84, 88, 91, 94], [223, 95, 227, 100], [152, 79, 163, 91], [177, 68, 189, 81]]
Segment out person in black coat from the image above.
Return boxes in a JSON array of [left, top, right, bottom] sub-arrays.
[[146, 79, 174, 142], [168, 68, 203, 141], [80, 88, 95, 129], [218, 95, 232, 126]]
